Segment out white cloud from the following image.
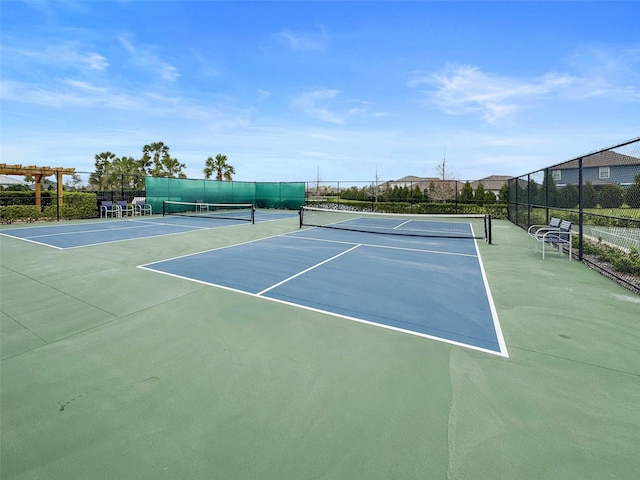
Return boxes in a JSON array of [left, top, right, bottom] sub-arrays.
[[292, 88, 375, 124], [275, 27, 328, 51], [292, 88, 346, 124], [117, 35, 180, 81], [566, 46, 640, 100], [409, 65, 576, 123], [257, 89, 272, 101], [1, 43, 109, 72]]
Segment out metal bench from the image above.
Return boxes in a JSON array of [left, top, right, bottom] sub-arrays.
[[529, 219, 574, 260]]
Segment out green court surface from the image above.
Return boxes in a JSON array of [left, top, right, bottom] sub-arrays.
[[1, 215, 639, 479]]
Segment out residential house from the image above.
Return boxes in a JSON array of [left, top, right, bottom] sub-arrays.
[[551, 151, 640, 188], [384, 175, 510, 198]]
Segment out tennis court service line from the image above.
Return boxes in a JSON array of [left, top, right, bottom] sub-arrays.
[[285, 231, 479, 258], [12, 221, 201, 240], [257, 244, 361, 295], [393, 220, 412, 230]]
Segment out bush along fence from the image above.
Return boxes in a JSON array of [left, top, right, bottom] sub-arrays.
[[0, 192, 100, 223], [305, 199, 507, 219], [508, 136, 640, 294], [305, 177, 509, 218]]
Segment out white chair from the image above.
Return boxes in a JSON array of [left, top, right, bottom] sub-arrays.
[[100, 201, 120, 218], [195, 200, 208, 212], [133, 198, 152, 216], [117, 200, 135, 217]]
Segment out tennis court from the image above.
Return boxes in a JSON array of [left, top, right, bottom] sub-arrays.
[[0, 207, 296, 249], [1, 208, 639, 479], [140, 216, 506, 356]]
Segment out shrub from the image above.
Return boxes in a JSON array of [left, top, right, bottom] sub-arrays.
[[0, 205, 41, 223]]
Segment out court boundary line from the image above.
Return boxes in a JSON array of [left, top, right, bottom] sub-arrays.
[[138, 233, 509, 357], [0, 218, 254, 250], [285, 230, 480, 258], [136, 264, 508, 357], [0, 233, 66, 250]]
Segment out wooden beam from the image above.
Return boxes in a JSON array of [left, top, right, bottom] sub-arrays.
[[35, 174, 43, 208], [0, 163, 75, 176], [57, 171, 64, 209]]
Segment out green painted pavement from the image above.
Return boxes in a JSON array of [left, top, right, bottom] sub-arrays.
[[1, 217, 638, 479]]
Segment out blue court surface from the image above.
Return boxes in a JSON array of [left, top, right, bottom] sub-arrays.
[[0, 210, 297, 249], [140, 226, 508, 356]]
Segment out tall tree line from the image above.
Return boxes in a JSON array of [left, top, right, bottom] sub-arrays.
[[87, 142, 235, 190]]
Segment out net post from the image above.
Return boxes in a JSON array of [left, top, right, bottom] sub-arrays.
[[486, 214, 492, 244], [299, 207, 304, 228], [162, 201, 167, 217], [251, 204, 255, 224]]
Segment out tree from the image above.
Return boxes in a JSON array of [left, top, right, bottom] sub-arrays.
[[204, 154, 235, 181], [410, 184, 423, 202], [474, 182, 486, 206], [371, 169, 382, 203], [557, 184, 579, 208], [483, 191, 496, 204], [64, 173, 83, 190], [599, 183, 624, 208], [624, 173, 640, 208], [141, 142, 169, 173], [582, 181, 598, 208], [460, 182, 474, 203], [89, 151, 117, 190], [5, 184, 30, 192], [143, 142, 186, 178], [498, 184, 509, 203], [538, 172, 557, 207], [431, 157, 455, 202], [109, 156, 146, 189]]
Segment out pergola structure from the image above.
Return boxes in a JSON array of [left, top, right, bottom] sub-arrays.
[[0, 163, 76, 209]]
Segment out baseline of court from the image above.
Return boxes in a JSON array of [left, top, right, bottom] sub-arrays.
[[0, 211, 298, 249], [140, 227, 507, 356]]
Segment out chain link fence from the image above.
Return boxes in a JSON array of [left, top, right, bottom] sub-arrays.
[[305, 178, 509, 215], [508, 137, 640, 294]]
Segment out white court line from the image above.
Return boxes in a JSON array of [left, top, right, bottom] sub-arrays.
[[285, 230, 479, 258], [394, 220, 412, 229], [136, 228, 508, 357], [257, 244, 361, 295], [14, 221, 202, 240], [0, 233, 65, 250], [1, 218, 250, 250], [137, 263, 508, 357]]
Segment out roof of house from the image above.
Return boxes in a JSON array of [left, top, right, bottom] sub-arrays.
[[555, 150, 640, 169], [0, 175, 29, 186], [387, 175, 510, 191]]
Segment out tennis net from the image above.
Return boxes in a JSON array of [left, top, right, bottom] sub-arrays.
[[163, 201, 255, 223], [299, 206, 492, 243]]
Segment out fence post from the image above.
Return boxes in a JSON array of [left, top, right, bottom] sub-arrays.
[[578, 157, 583, 260]]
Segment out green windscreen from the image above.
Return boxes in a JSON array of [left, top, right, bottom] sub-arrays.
[[145, 177, 305, 212]]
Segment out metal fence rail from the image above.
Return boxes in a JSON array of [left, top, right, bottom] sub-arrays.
[[508, 137, 640, 293]]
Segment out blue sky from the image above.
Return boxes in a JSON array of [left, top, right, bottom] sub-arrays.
[[2, 1, 639, 184]]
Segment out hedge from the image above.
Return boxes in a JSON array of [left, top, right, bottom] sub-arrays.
[[0, 192, 98, 223]]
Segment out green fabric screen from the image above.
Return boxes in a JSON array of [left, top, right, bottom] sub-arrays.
[[145, 177, 305, 212]]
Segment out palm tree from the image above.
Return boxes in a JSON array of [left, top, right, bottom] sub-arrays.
[[89, 151, 117, 190], [142, 142, 186, 178], [110, 156, 146, 189], [204, 154, 235, 181], [142, 141, 169, 176]]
